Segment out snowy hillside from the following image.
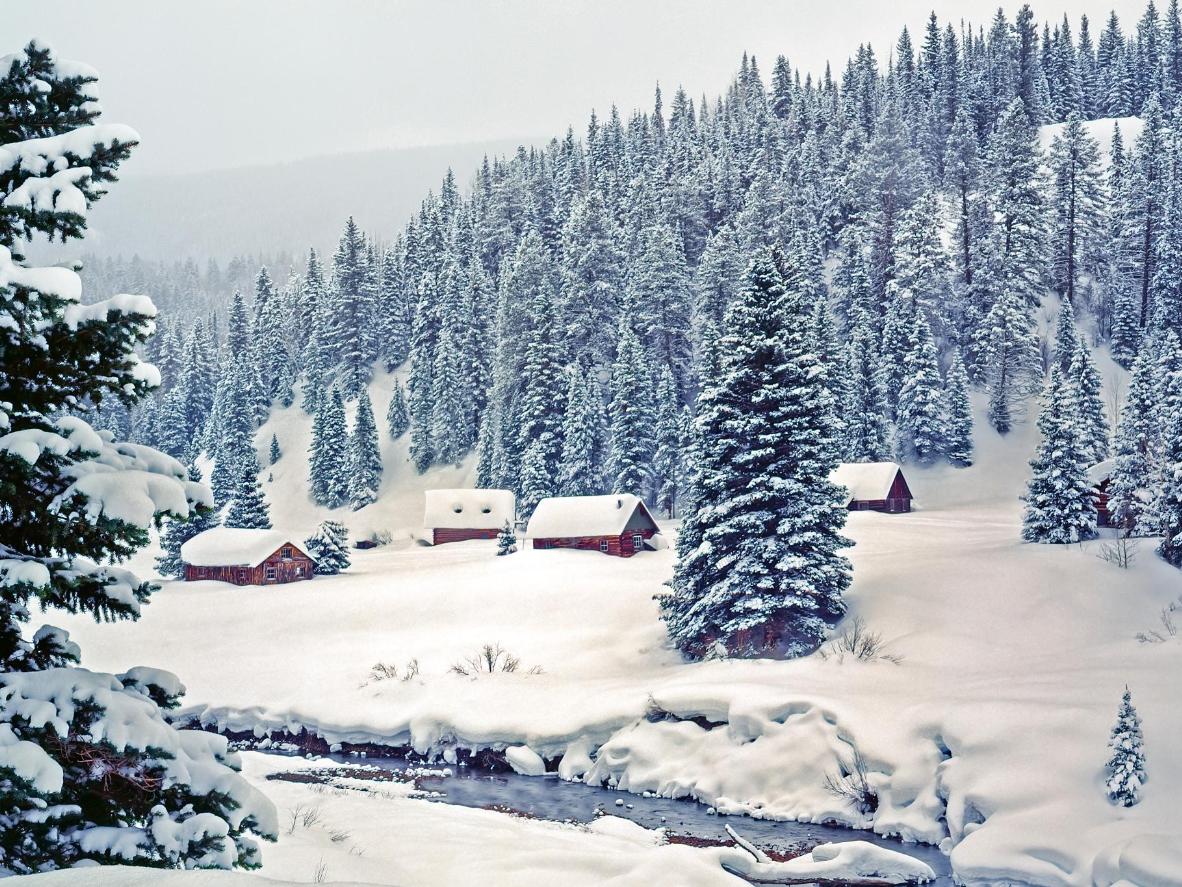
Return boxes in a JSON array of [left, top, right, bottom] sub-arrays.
[[56, 370, 1182, 886]]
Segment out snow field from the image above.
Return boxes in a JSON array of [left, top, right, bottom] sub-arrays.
[[51, 376, 1182, 885]]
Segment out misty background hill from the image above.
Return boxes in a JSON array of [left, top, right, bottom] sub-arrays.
[[79, 138, 536, 262]]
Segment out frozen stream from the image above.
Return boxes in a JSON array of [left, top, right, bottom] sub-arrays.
[[282, 752, 956, 884]]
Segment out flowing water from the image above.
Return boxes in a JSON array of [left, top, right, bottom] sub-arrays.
[[292, 752, 956, 884]]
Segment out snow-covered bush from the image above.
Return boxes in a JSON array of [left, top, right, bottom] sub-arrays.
[[1105, 687, 1147, 807], [0, 41, 276, 873], [304, 520, 351, 575]]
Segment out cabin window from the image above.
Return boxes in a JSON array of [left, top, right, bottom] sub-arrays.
[[265, 565, 276, 581], [237, 569, 247, 583], [632, 533, 644, 550], [599, 539, 609, 552], [296, 566, 304, 577], [282, 546, 293, 560]]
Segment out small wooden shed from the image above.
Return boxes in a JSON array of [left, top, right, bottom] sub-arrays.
[[526, 494, 663, 557], [1088, 459, 1118, 528], [423, 489, 516, 545], [831, 462, 914, 513], [180, 527, 315, 586]]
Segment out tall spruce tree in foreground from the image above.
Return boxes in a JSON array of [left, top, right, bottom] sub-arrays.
[[0, 40, 274, 872], [1105, 687, 1147, 807], [1022, 368, 1097, 543], [349, 389, 383, 509], [660, 254, 850, 659], [1110, 346, 1158, 533], [1157, 367, 1182, 565]]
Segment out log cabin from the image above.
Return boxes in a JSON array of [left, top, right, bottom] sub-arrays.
[[526, 494, 664, 557], [180, 527, 316, 585], [831, 462, 914, 513], [1088, 459, 1118, 528], [423, 489, 516, 545]]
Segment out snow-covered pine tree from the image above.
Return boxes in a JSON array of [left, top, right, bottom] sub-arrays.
[[1048, 113, 1106, 303], [0, 40, 274, 872], [496, 520, 518, 555], [308, 387, 349, 508], [1071, 334, 1110, 463], [1105, 687, 1147, 807], [659, 253, 850, 660], [1158, 368, 1182, 565], [225, 455, 271, 530], [1110, 345, 1159, 533], [386, 379, 410, 439], [607, 315, 655, 497], [156, 465, 221, 578], [349, 388, 383, 509], [1053, 300, 1082, 373], [652, 366, 683, 516], [514, 278, 568, 503], [985, 98, 1048, 308], [557, 365, 606, 497], [332, 217, 374, 397], [980, 287, 1042, 434], [269, 432, 281, 464], [944, 348, 975, 467], [304, 520, 351, 574], [841, 331, 891, 462], [299, 249, 331, 415], [1022, 367, 1097, 543], [896, 312, 946, 463]]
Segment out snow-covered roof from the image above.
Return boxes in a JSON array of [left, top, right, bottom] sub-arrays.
[[526, 494, 660, 538], [1087, 459, 1117, 486], [830, 462, 906, 505], [180, 528, 298, 568], [423, 489, 515, 530]]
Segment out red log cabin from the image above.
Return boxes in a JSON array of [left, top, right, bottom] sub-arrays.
[[180, 527, 316, 586], [831, 462, 914, 513], [526, 494, 664, 557], [423, 489, 516, 545]]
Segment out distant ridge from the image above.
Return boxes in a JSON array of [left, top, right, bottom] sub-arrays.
[[81, 137, 539, 262]]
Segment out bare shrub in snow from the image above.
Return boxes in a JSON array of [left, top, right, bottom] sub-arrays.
[[1096, 537, 1139, 569], [329, 829, 351, 843], [450, 643, 542, 676], [818, 618, 902, 664], [368, 658, 421, 682], [313, 859, 329, 883], [823, 748, 878, 815], [287, 803, 322, 834], [1136, 597, 1179, 644]]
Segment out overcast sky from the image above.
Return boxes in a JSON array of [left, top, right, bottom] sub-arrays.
[[15, 0, 1148, 176]]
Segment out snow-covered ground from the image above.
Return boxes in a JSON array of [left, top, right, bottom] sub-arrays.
[[50, 354, 1182, 886]]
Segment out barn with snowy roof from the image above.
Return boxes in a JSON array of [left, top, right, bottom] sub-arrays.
[[526, 494, 663, 557], [831, 462, 914, 513], [423, 489, 516, 545], [180, 527, 315, 585]]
